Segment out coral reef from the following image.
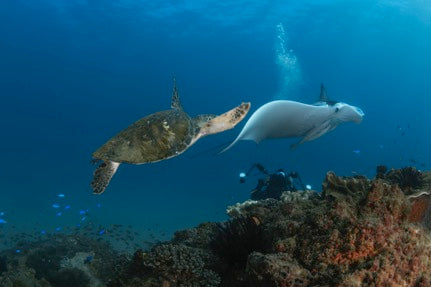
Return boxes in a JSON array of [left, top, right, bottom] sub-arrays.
[[378, 167, 431, 226], [210, 216, 270, 286], [2, 166, 431, 287], [110, 167, 431, 286], [383, 166, 425, 194], [0, 234, 124, 287], [246, 252, 311, 287], [108, 241, 220, 286], [108, 224, 221, 287], [144, 243, 219, 286]]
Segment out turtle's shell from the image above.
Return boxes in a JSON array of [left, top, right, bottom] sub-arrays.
[[93, 109, 198, 164]]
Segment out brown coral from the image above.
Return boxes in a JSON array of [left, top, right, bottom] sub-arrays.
[[219, 169, 431, 286], [246, 252, 311, 287], [107, 167, 431, 287]]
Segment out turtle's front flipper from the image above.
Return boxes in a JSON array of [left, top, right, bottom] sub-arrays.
[[198, 102, 250, 137], [91, 161, 120, 194]]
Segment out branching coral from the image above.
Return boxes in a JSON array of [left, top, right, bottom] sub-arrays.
[[385, 167, 425, 194], [210, 216, 270, 286], [210, 217, 268, 270]]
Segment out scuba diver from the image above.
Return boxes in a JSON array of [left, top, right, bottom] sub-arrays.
[[239, 163, 306, 200]]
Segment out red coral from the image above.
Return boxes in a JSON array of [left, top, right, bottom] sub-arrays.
[[408, 194, 431, 223]]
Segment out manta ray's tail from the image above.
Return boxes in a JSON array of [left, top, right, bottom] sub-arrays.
[[91, 160, 120, 194], [218, 136, 241, 154], [219, 128, 264, 153]]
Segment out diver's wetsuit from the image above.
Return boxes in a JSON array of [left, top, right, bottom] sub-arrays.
[[251, 171, 290, 200]]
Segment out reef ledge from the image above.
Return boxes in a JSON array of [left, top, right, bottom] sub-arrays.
[[1, 167, 431, 287]]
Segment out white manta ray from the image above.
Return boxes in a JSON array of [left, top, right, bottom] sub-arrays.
[[221, 85, 364, 152]]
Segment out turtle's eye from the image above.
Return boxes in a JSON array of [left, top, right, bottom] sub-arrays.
[[335, 107, 339, 113]]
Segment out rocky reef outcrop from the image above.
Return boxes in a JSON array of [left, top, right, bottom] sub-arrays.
[[111, 167, 431, 286], [0, 233, 126, 287], [1, 167, 431, 287]]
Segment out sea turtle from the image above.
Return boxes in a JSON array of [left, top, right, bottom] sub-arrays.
[[91, 79, 250, 194]]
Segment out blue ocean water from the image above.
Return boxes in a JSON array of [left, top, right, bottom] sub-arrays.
[[1, 0, 430, 246]]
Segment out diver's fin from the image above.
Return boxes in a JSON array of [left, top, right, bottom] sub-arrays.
[[91, 161, 120, 194], [171, 77, 183, 110]]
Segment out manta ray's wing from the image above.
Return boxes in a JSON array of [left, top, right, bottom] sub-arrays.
[[220, 100, 320, 153]]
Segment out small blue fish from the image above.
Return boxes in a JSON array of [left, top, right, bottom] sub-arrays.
[[64, 205, 71, 210], [41, 230, 46, 235], [79, 210, 86, 215], [0, 219, 7, 224], [57, 193, 65, 198], [96, 203, 102, 208], [55, 227, 62, 231], [52, 204, 60, 209], [56, 212, 62, 216], [0, 211, 4, 216], [353, 149, 360, 154], [81, 216, 87, 221], [15, 249, 21, 253], [84, 255, 93, 264], [98, 229, 105, 235]]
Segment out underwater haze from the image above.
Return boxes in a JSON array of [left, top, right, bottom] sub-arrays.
[[1, 0, 431, 244]]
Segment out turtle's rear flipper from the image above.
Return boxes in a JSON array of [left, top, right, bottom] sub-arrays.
[[91, 161, 120, 194]]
